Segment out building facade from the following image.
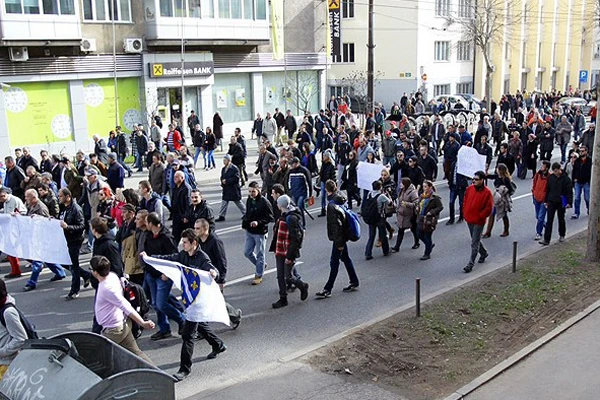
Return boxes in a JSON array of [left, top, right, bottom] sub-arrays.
[[327, 0, 475, 110], [0, 0, 327, 156]]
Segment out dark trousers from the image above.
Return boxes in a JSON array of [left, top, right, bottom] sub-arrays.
[[172, 216, 185, 242], [467, 223, 487, 266], [449, 185, 466, 221], [393, 224, 419, 249], [418, 228, 434, 256], [275, 256, 305, 298], [544, 201, 566, 243], [325, 243, 358, 291], [540, 149, 552, 161], [179, 320, 224, 374], [346, 187, 361, 209], [365, 222, 389, 257], [65, 243, 91, 295]]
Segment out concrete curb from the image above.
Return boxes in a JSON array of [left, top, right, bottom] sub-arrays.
[[280, 226, 588, 364], [444, 298, 600, 400]]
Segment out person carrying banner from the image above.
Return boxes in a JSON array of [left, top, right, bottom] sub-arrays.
[[141, 228, 226, 382]]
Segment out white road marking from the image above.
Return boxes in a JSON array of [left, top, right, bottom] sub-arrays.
[[226, 262, 304, 286]]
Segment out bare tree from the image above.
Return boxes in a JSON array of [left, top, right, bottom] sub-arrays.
[[284, 72, 319, 114], [446, 0, 526, 109], [339, 70, 385, 116]]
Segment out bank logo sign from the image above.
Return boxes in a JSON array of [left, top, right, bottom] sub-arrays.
[[149, 62, 214, 78]]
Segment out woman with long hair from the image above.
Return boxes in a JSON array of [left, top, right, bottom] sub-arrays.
[[416, 180, 444, 260], [204, 127, 217, 170], [482, 163, 514, 238], [392, 177, 419, 253]]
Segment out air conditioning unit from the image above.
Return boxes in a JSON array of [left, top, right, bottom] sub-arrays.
[[9, 47, 28, 62], [123, 38, 143, 53], [80, 38, 97, 52]]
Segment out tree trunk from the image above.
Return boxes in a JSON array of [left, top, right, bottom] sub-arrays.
[[586, 86, 600, 261]]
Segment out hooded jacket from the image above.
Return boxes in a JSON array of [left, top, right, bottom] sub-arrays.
[[0, 296, 27, 366], [326, 191, 348, 248]]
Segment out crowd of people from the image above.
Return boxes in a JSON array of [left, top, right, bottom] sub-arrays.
[[0, 88, 594, 382]]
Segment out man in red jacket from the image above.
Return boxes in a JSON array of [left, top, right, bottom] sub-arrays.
[[463, 170, 494, 273]]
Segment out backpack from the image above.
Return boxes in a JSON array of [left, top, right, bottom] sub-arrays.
[[509, 181, 517, 196], [361, 193, 382, 225], [0, 303, 39, 339], [342, 205, 361, 242], [123, 280, 150, 317], [286, 214, 304, 249]]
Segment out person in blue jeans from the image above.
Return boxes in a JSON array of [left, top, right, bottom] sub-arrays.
[[242, 182, 274, 285], [316, 180, 359, 298], [317, 150, 337, 217], [141, 212, 184, 340], [571, 146, 591, 219], [364, 181, 391, 260], [531, 161, 550, 240]]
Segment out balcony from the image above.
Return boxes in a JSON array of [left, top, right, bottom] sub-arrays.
[[144, 0, 269, 45], [0, 0, 81, 42]]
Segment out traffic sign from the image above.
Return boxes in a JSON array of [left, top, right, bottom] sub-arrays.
[[579, 70, 588, 83], [421, 73, 428, 82]]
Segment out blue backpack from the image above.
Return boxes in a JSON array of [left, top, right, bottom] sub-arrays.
[[330, 201, 361, 242]]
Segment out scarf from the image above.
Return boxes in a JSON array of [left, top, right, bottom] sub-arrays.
[[419, 192, 432, 216]]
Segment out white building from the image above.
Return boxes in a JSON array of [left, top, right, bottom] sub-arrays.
[[328, 0, 475, 109]]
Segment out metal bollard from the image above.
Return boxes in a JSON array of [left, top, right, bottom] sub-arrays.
[[512, 241, 518, 273], [415, 278, 421, 318]]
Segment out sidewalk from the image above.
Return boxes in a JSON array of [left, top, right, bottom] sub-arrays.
[[463, 304, 600, 400]]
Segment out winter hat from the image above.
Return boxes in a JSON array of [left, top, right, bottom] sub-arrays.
[[223, 154, 232, 161], [277, 194, 294, 211], [323, 149, 333, 160], [108, 152, 117, 160]]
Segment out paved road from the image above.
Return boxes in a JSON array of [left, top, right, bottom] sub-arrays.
[[465, 307, 600, 400], [0, 151, 588, 399]]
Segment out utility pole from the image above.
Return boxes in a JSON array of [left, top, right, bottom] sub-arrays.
[[586, 83, 600, 261], [367, 0, 374, 114]]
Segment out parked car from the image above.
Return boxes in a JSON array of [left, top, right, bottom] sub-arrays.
[[456, 94, 484, 112], [557, 97, 595, 115], [432, 94, 480, 112]]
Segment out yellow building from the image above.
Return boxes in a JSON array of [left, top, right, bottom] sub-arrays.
[[473, 0, 596, 101]]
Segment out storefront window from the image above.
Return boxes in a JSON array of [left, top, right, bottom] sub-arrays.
[[263, 70, 320, 116], [212, 73, 253, 124], [262, 71, 286, 116]]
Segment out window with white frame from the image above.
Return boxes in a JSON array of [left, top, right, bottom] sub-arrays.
[[434, 41, 450, 61], [456, 82, 473, 94], [332, 43, 355, 63], [83, 0, 131, 21], [458, 0, 472, 18], [6, 0, 75, 14], [157, 0, 264, 19], [434, 84, 451, 96], [330, 86, 352, 98], [342, 0, 354, 18], [457, 41, 472, 61], [435, 0, 450, 16]]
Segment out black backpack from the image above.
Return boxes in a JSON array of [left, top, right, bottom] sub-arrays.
[[361, 193, 382, 225], [0, 303, 39, 339], [123, 281, 150, 317]]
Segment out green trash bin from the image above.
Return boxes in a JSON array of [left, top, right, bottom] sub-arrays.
[[0, 331, 175, 400]]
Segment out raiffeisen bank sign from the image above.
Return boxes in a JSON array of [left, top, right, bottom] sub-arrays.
[[149, 62, 214, 78]]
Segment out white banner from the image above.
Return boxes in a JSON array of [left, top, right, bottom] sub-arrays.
[[142, 255, 230, 325], [357, 161, 385, 191], [457, 146, 487, 178], [0, 214, 71, 265]]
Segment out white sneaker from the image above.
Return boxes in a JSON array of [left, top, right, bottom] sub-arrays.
[[534, 234, 542, 241], [559, 236, 565, 242]]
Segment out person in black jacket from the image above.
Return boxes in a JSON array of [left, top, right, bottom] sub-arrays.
[[242, 182, 274, 285], [284, 110, 297, 140], [3, 157, 26, 200], [171, 170, 192, 241], [195, 218, 242, 329], [143, 212, 185, 341], [538, 121, 555, 161], [417, 145, 438, 181], [496, 143, 516, 175], [216, 155, 246, 221], [269, 195, 309, 308], [475, 135, 493, 173], [571, 145, 591, 219], [183, 189, 215, 232], [227, 136, 246, 186], [90, 216, 125, 333], [58, 188, 92, 300], [540, 163, 573, 245], [316, 180, 359, 299], [318, 150, 337, 216], [142, 229, 226, 382]]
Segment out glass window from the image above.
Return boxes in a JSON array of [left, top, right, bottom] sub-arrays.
[[218, 0, 229, 18], [231, 0, 241, 18], [160, 0, 173, 16], [213, 73, 253, 123], [201, 0, 213, 17], [458, 0, 471, 18], [342, 0, 354, 18], [96, 0, 106, 19], [43, 0, 59, 14], [188, 0, 202, 17], [263, 71, 286, 115], [60, 0, 75, 14], [435, 0, 450, 17], [108, 0, 119, 19], [243, 0, 253, 19], [83, 0, 93, 18], [174, 0, 184, 17], [255, 0, 266, 19], [6, 0, 23, 14], [24, 0, 40, 14], [434, 41, 449, 61], [434, 84, 451, 96], [456, 82, 473, 94], [119, 0, 130, 20], [333, 43, 355, 63], [457, 41, 471, 61]]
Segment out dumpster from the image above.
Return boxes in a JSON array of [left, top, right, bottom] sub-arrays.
[[0, 331, 175, 400]]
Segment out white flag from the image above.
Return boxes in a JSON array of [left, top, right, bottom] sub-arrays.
[[142, 255, 230, 326]]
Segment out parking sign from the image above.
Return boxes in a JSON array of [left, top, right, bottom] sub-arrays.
[[579, 70, 588, 83]]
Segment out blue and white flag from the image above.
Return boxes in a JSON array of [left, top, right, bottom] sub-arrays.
[[142, 255, 230, 325]]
